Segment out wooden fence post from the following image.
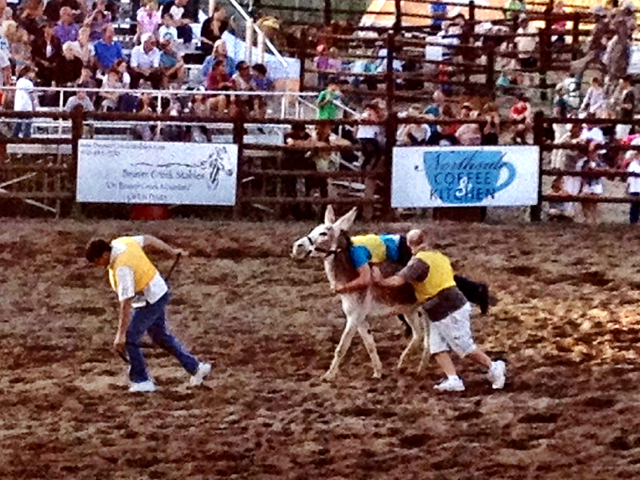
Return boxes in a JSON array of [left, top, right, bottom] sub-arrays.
[[571, 12, 580, 61], [464, 0, 476, 89], [385, 33, 395, 126], [70, 105, 84, 218], [394, 0, 402, 33], [380, 32, 397, 220], [530, 110, 545, 222], [324, 0, 332, 26], [486, 47, 495, 99], [538, 28, 549, 102], [298, 27, 307, 92], [232, 112, 245, 219]]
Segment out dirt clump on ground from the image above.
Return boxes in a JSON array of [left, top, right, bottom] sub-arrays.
[[2, 219, 640, 479]]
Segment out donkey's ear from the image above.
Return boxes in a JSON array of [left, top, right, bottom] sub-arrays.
[[333, 207, 358, 231], [324, 205, 336, 225]]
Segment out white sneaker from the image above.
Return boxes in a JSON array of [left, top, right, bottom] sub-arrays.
[[488, 360, 506, 390], [129, 380, 156, 393], [434, 376, 465, 392], [190, 362, 212, 386]]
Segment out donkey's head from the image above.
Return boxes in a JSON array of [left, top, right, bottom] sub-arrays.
[[291, 206, 358, 260]]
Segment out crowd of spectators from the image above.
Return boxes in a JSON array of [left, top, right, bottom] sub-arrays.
[[297, 0, 637, 100], [0, 0, 277, 137], [2, 0, 640, 222], [286, 0, 640, 223]]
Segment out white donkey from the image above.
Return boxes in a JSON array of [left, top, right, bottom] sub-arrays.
[[291, 206, 428, 380]]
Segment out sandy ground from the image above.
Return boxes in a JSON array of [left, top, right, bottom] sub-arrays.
[[2, 218, 640, 479]]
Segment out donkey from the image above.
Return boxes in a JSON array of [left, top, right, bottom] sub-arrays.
[[291, 206, 428, 381]]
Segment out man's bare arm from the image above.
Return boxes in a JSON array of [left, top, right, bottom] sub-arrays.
[[114, 298, 133, 354], [375, 274, 407, 288], [334, 265, 372, 293]]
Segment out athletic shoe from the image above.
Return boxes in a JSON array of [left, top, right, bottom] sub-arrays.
[[488, 360, 506, 390], [190, 362, 212, 386], [434, 376, 465, 392], [129, 380, 156, 393]]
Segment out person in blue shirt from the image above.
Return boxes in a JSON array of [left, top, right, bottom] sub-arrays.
[[251, 63, 273, 91], [430, 1, 448, 33], [333, 233, 491, 314], [94, 24, 124, 72]]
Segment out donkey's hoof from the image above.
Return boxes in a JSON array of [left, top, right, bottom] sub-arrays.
[[372, 372, 382, 380]]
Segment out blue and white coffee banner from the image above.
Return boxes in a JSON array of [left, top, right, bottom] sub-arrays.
[[77, 140, 238, 205], [392, 146, 540, 208]]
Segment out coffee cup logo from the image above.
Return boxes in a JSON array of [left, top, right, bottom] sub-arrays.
[[423, 150, 516, 204]]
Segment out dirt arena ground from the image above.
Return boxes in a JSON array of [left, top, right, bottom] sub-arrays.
[[2, 218, 640, 479]]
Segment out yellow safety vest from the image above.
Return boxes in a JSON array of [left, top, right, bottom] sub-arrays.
[[412, 251, 457, 303], [350, 234, 387, 263], [108, 237, 158, 294]]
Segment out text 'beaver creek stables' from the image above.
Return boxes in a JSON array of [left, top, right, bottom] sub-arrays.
[[424, 151, 516, 204], [121, 169, 208, 181]]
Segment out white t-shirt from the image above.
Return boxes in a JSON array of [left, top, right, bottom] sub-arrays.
[[110, 236, 168, 304], [158, 25, 178, 43], [356, 110, 381, 140], [0, 34, 9, 56], [121, 71, 131, 89], [0, 50, 9, 83], [357, 124, 381, 140], [628, 160, 640, 194], [130, 45, 161, 70], [14, 77, 34, 111], [516, 24, 537, 57]]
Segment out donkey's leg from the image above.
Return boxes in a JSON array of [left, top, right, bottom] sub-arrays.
[[397, 310, 421, 371], [323, 316, 358, 381], [356, 317, 383, 379], [417, 310, 430, 374]]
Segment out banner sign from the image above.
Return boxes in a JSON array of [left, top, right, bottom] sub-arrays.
[[77, 140, 238, 205], [392, 146, 539, 207]]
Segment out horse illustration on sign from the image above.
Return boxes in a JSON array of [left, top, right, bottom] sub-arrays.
[[132, 145, 235, 190]]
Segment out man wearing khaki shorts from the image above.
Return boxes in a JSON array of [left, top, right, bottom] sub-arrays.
[[372, 229, 506, 392]]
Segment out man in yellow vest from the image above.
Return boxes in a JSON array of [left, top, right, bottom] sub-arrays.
[[333, 233, 491, 316], [372, 229, 506, 392], [86, 235, 211, 393]]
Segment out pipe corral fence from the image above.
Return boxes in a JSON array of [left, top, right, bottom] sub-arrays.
[[1, 0, 637, 219], [2, 107, 640, 221]]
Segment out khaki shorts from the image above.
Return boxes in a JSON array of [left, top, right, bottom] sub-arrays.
[[429, 303, 476, 357]]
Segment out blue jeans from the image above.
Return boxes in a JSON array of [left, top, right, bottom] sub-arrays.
[[13, 120, 31, 138], [631, 193, 640, 224], [126, 293, 199, 383]]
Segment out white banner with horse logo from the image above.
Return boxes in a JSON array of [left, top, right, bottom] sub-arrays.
[[77, 140, 238, 205], [392, 146, 540, 208]]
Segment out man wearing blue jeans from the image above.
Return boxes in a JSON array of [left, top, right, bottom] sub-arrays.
[[86, 235, 211, 393]]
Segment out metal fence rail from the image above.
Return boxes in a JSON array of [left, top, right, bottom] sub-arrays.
[[1, 106, 640, 220]]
